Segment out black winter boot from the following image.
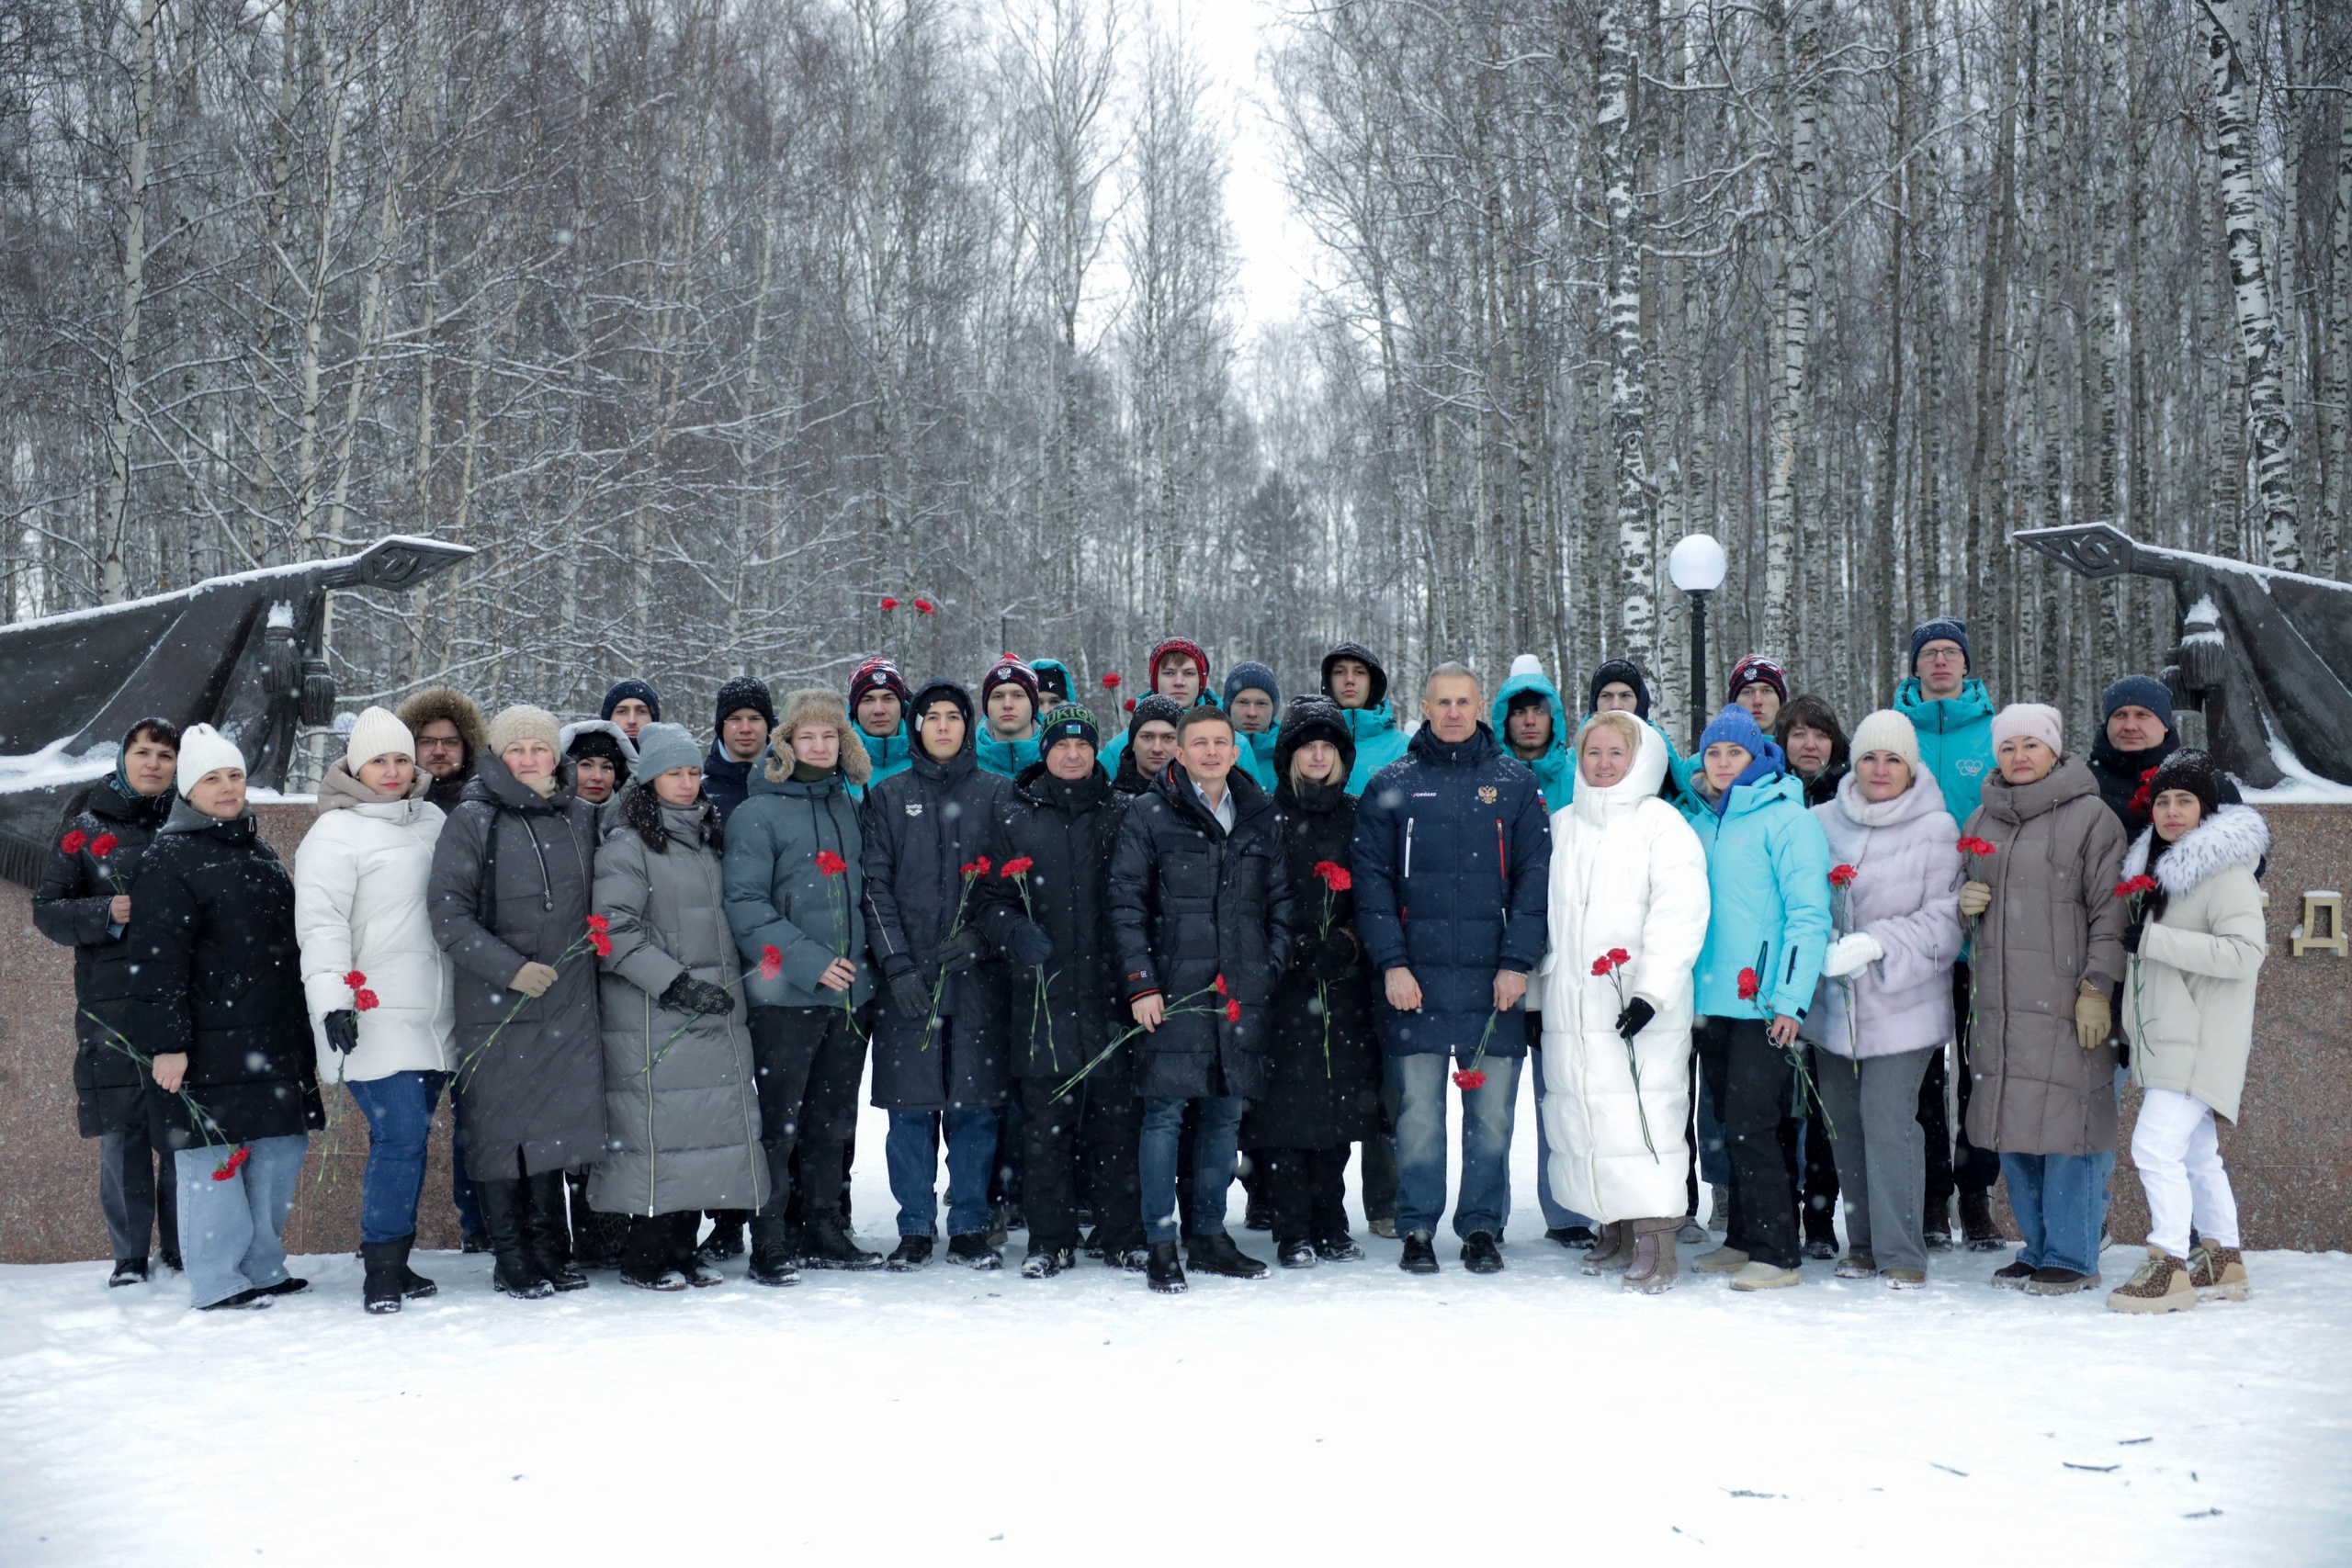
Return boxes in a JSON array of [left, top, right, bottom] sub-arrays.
[[475, 1179, 553, 1299], [108, 1258, 150, 1288], [1461, 1230, 1506, 1274], [522, 1170, 589, 1291], [1313, 1234, 1365, 1262], [800, 1215, 884, 1271], [887, 1235, 934, 1270], [947, 1233, 1003, 1270], [1185, 1232, 1269, 1280], [1276, 1237, 1317, 1269], [360, 1240, 406, 1314], [1147, 1241, 1187, 1293], [1020, 1246, 1075, 1280], [1960, 1190, 2005, 1251], [1398, 1232, 1440, 1274], [696, 1210, 748, 1264], [391, 1235, 437, 1301]]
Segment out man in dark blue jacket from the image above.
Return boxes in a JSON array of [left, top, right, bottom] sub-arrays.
[[1352, 663, 1550, 1275], [702, 675, 774, 823]]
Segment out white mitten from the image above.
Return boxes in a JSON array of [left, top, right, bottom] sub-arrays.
[[1820, 931, 1885, 980]]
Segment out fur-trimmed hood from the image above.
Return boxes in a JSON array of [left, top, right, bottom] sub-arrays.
[[393, 685, 490, 764], [763, 688, 872, 785], [2124, 803, 2269, 895]]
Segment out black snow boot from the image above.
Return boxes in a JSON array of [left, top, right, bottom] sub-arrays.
[[361, 1239, 408, 1314], [460, 1230, 492, 1255], [566, 1172, 626, 1268], [947, 1233, 1003, 1270], [1461, 1230, 1506, 1274], [1277, 1237, 1317, 1269], [1147, 1241, 1187, 1293], [522, 1170, 589, 1291], [1960, 1190, 2005, 1251], [390, 1235, 436, 1301], [1545, 1224, 1596, 1249], [1021, 1246, 1075, 1280], [1399, 1231, 1440, 1274], [1185, 1232, 1268, 1280], [108, 1258, 150, 1288], [1313, 1234, 1366, 1262], [696, 1210, 748, 1264], [800, 1215, 884, 1271], [887, 1235, 934, 1270], [475, 1179, 552, 1299], [746, 1247, 800, 1287]]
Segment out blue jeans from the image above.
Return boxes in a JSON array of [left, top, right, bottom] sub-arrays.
[[2000, 1151, 2116, 1276], [1527, 1047, 1591, 1232], [1140, 1095, 1244, 1244], [1395, 1053, 1521, 1239], [345, 1071, 449, 1245], [887, 1108, 1000, 1238], [175, 1134, 308, 1309]]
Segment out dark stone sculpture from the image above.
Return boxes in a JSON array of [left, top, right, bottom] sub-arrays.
[[0, 536, 472, 885], [2015, 522, 2352, 790]]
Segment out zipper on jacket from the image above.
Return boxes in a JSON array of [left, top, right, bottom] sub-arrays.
[[526, 818, 555, 913], [1496, 820, 1506, 883], [643, 988, 656, 1214], [1404, 818, 1414, 879]]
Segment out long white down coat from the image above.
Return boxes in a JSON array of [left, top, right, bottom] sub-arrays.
[[294, 761, 458, 1084], [1534, 719, 1711, 1222]]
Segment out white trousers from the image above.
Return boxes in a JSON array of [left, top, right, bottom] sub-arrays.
[[2131, 1087, 2240, 1258]]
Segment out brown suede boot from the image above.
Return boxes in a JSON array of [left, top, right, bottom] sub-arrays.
[[1623, 1218, 1681, 1295], [1580, 1221, 1634, 1275]]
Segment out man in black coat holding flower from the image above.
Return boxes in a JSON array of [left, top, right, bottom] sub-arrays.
[[1107, 705, 1297, 1292]]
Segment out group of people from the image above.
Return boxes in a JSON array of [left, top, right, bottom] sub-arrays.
[[35, 619, 2266, 1314]]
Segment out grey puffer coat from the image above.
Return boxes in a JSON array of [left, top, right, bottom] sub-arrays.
[[586, 787, 767, 1216], [427, 753, 605, 1179], [1960, 756, 2129, 1157]]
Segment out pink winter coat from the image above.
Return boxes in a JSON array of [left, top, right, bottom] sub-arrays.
[[1801, 769, 1962, 1060]]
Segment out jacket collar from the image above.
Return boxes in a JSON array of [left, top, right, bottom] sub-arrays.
[[1894, 676, 1994, 731], [163, 796, 255, 839], [90, 772, 171, 827], [1406, 721, 1499, 767], [1570, 717, 1669, 825], [2123, 803, 2268, 892], [465, 752, 574, 813], [1017, 761, 1111, 813], [1830, 765, 1949, 829], [1153, 761, 1270, 833], [1978, 754, 2098, 825]]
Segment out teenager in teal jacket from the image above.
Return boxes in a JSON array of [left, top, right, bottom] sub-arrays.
[[848, 657, 914, 800], [1224, 661, 1283, 793], [1679, 704, 1833, 1290], [1492, 657, 1572, 813], [1892, 618, 1995, 823], [1321, 642, 1408, 794]]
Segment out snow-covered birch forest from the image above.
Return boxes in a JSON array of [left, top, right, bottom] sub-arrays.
[[3, 0, 2347, 746]]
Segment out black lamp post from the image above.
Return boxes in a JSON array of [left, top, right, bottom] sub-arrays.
[[1668, 533, 1727, 751]]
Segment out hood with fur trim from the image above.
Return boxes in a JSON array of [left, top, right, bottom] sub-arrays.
[[763, 688, 873, 786], [394, 685, 489, 765], [2124, 803, 2269, 896]]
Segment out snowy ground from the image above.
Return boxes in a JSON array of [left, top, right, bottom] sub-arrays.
[[5, 1089, 2348, 1566]]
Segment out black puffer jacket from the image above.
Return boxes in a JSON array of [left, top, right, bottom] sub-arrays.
[[1243, 773, 1382, 1148], [974, 761, 1131, 1082], [1107, 762, 1297, 1100], [859, 693, 1012, 1111], [115, 802, 323, 1150], [428, 754, 605, 1179], [32, 773, 175, 1136], [1797, 760, 1850, 809]]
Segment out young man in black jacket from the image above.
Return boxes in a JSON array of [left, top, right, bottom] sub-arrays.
[[32, 718, 183, 1285], [1108, 705, 1297, 1292]]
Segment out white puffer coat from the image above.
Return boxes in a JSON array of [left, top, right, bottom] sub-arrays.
[[1534, 719, 1711, 1222], [2122, 805, 2268, 1123], [294, 761, 457, 1084], [1803, 768, 1963, 1059]]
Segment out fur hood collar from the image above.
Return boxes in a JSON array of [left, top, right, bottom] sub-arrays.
[[2124, 803, 2268, 894]]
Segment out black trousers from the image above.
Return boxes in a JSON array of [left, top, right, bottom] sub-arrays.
[[1802, 1051, 1840, 1243], [1073, 1076, 1145, 1253], [99, 1113, 181, 1265], [1018, 1074, 1141, 1252], [1697, 1016, 1802, 1269], [748, 1005, 866, 1248], [1262, 1146, 1351, 1245]]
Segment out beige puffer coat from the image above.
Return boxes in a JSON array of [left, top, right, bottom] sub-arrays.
[[2121, 805, 2268, 1123], [1961, 756, 2128, 1156]]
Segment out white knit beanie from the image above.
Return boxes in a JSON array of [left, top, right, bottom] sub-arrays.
[[486, 705, 563, 759], [343, 705, 415, 768], [174, 723, 246, 796], [1848, 709, 1920, 771], [1990, 702, 2065, 759]]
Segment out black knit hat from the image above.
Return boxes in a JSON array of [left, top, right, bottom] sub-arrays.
[[566, 726, 632, 784], [980, 657, 1040, 713], [2147, 747, 2222, 820], [909, 679, 975, 753], [601, 678, 662, 722], [1126, 693, 1184, 740], [715, 674, 775, 728], [1586, 659, 1652, 719], [1273, 695, 1355, 784]]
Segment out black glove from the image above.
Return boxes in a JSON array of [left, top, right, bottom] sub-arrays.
[[1004, 920, 1054, 967], [2120, 919, 2144, 955], [661, 974, 735, 1017], [1614, 997, 1657, 1041], [1309, 930, 1358, 982], [889, 970, 933, 1022], [323, 1010, 360, 1055], [936, 927, 989, 976]]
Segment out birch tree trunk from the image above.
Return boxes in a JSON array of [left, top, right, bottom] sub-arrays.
[[1598, 0, 1656, 677], [1764, 0, 1821, 658], [99, 0, 164, 604]]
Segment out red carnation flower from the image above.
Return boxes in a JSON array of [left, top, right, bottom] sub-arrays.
[[2114, 874, 2160, 898], [815, 851, 848, 876], [90, 833, 119, 858], [1590, 955, 1613, 977], [1214, 973, 1227, 995], [913, 599, 936, 615], [1452, 1068, 1488, 1091], [1607, 947, 1631, 966], [964, 855, 991, 878], [212, 1145, 251, 1182], [344, 970, 368, 991], [760, 944, 784, 981], [1225, 998, 1241, 1022], [999, 856, 1034, 878], [60, 829, 86, 855], [585, 914, 610, 933], [1124, 697, 1136, 712], [1828, 863, 1858, 887], [1313, 860, 1352, 892], [589, 932, 614, 958], [1101, 671, 1122, 690], [1955, 836, 1998, 859], [1737, 967, 1761, 1001], [880, 596, 900, 611], [354, 988, 379, 1011]]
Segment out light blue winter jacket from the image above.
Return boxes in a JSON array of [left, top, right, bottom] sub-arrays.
[[1893, 676, 1996, 823], [975, 730, 1042, 780], [1339, 703, 1409, 795], [1680, 761, 1834, 1021], [853, 723, 912, 800], [1235, 724, 1280, 792]]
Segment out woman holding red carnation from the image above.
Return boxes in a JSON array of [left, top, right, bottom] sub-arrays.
[[295, 706, 458, 1313], [1533, 712, 1710, 1292], [1800, 709, 1962, 1288]]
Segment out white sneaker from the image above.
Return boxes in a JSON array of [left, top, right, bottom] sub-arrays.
[[1728, 1260, 1801, 1291]]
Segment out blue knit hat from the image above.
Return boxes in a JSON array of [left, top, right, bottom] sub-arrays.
[[2100, 673, 2176, 731], [601, 678, 662, 723], [1223, 661, 1281, 709], [1699, 703, 1770, 759], [1907, 617, 1972, 676]]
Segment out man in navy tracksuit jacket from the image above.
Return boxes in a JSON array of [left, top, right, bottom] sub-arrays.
[[1351, 663, 1550, 1275]]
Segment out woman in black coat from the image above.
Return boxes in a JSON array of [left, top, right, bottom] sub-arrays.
[[973, 705, 1143, 1275], [32, 718, 183, 1283], [428, 705, 604, 1299], [859, 680, 1013, 1268], [116, 725, 323, 1311], [1243, 698, 1381, 1266]]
